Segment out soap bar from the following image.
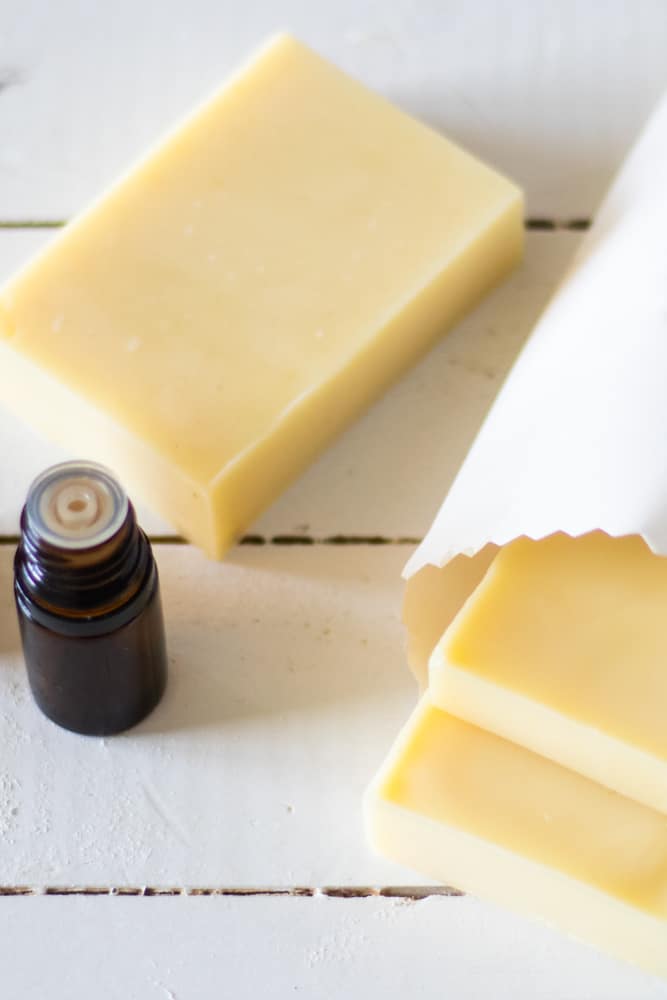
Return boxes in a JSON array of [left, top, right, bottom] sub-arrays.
[[365, 695, 667, 977], [428, 531, 667, 813], [0, 34, 523, 556]]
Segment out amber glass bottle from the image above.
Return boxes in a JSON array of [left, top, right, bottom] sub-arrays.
[[14, 461, 167, 735]]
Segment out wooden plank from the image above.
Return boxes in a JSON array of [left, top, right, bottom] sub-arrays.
[[0, 894, 663, 998], [0, 230, 580, 538], [0, 543, 423, 887], [0, 0, 665, 220]]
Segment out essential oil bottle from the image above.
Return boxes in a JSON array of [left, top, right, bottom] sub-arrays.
[[14, 461, 167, 736]]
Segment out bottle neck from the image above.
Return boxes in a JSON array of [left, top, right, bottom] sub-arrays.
[[15, 502, 152, 622]]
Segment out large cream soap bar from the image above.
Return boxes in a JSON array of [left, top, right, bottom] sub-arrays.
[[0, 35, 522, 556], [428, 531, 667, 814], [366, 695, 667, 977]]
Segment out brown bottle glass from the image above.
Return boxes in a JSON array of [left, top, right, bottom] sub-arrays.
[[14, 461, 167, 736]]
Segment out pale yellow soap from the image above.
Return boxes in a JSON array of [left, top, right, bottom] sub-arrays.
[[429, 531, 667, 813], [365, 695, 667, 977], [0, 34, 522, 556]]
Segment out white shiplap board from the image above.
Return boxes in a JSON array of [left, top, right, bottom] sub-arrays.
[[2, 2, 667, 996], [0, 544, 420, 887], [0, 0, 665, 220], [0, 230, 579, 537], [3, 894, 665, 1000]]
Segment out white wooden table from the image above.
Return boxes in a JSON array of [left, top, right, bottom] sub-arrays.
[[1, 2, 666, 996]]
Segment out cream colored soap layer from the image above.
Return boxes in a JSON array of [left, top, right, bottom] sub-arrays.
[[365, 696, 667, 977], [429, 531, 667, 813], [0, 34, 522, 556]]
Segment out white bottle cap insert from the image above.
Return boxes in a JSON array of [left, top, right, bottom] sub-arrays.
[[25, 461, 129, 549]]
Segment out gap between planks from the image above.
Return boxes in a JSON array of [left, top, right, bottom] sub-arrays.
[[0, 215, 574, 916], [0, 219, 591, 232], [0, 215, 590, 551], [0, 885, 462, 899], [0, 534, 421, 547]]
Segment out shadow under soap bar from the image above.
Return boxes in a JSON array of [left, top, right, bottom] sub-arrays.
[[0, 34, 522, 556]]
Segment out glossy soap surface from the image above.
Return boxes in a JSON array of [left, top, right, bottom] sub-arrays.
[[0, 34, 522, 556]]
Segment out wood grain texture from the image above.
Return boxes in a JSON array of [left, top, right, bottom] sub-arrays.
[[2, 894, 665, 1000], [0, 0, 665, 220], [1, 2, 667, 995], [0, 544, 418, 886], [0, 231, 579, 537]]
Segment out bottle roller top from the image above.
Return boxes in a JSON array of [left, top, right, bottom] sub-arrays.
[[24, 461, 129, 550]]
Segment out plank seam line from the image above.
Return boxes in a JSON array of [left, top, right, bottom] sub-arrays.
[[0, 534, 422, 547], [524, 217, 590, 231], [0, 219, 591, 232], [0, 885, 463, 899]]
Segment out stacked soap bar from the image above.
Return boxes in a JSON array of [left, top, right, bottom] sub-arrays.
[[429, 532, 667, 812], [0, 34, 522, 557], [366, 531, 667, 976]]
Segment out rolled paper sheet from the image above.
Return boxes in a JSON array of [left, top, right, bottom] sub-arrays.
[[403, 93, 667, 682]]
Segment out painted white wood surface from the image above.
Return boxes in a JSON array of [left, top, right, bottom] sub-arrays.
[[1, 2, 666, 996], [0, 544, 419, 886], [0, 0, 665, 220], [0, 230, 579, 537], [3, 894, 667, 1000]]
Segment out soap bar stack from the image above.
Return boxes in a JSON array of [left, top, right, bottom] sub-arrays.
[[366, 95, 667, 975], [366, 531, 667, 975]]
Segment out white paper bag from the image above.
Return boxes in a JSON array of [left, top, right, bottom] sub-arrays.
[[403, 94, 667, 682]]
